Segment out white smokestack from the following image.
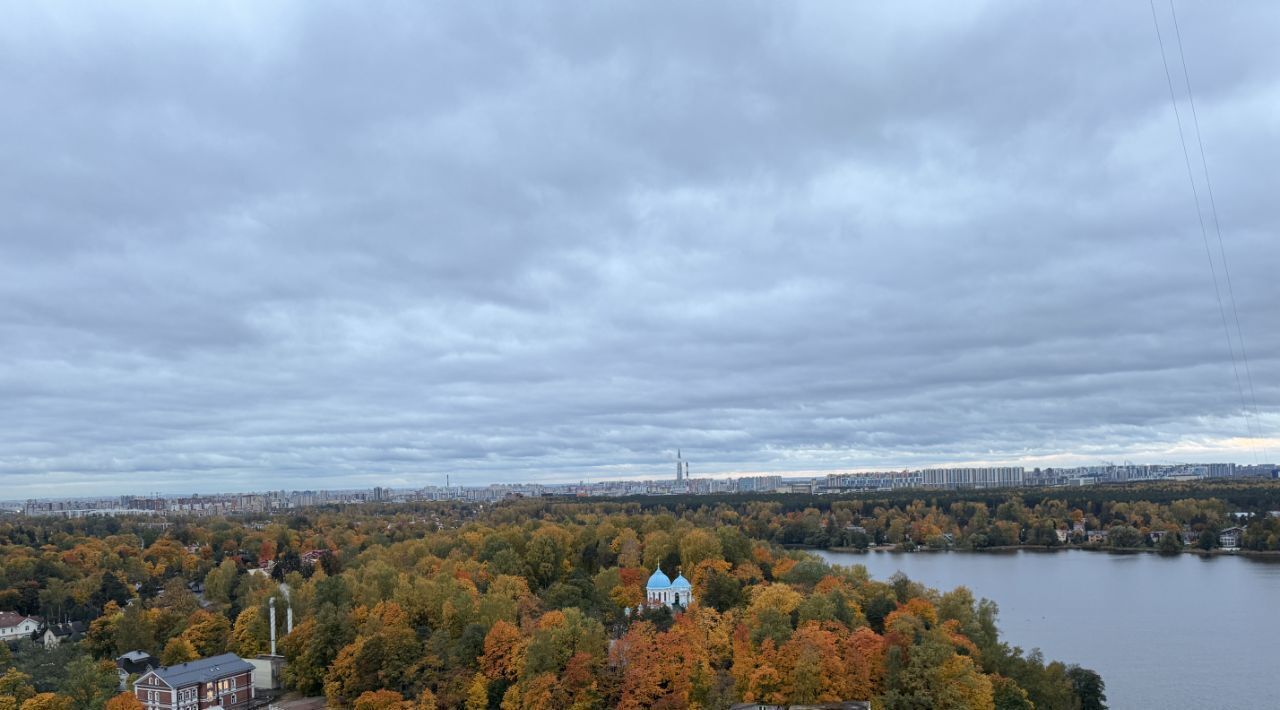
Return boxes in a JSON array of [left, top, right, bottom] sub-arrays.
[[286, 605, 293, 635], [269, 598, 277, 656]]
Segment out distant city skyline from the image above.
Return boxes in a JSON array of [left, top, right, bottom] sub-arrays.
[[2, 3, 1278, 498], [6, 451, 1275, 500], [10, 460, 1274, 511]]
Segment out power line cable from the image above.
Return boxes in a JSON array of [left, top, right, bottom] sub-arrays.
[[1167, 0, 1269, 460], [1148, 0, 1259, 462]]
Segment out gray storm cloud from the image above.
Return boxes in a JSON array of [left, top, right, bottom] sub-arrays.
[[1, 2, 1277, 496]]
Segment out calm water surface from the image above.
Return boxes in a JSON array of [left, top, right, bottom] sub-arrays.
[[814, 548, 1280, 710]]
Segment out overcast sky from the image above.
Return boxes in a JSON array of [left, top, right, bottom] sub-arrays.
[[2, 2, 1278, 498]]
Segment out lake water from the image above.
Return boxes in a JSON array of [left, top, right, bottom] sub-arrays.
[[814, 548, 1280, 710]]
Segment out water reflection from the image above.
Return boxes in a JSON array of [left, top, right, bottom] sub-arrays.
[[815, 548, 1280, 710]]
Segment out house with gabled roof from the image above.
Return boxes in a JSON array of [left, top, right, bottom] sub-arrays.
[[133, 652, 255, 710], [117, 650, 160, 691], [40, 620, 86, 649], [0, 612, 40, 641]]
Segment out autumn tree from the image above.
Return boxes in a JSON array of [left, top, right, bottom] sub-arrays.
[[203, 558, 240, 605], [84, 604, 122, 659], [480, 620, 525, 682], [611, 529, 642, 568], [606, 567, 645, 611], [160, 637, 198, 666], [113, 602, 157, 658], [612, 621, 664, 710], [990, 676, 1033, 710], [881, 598, 993, 710], [323, 619, 422, 706], [777, 622, 847, 703], [17, 694, 73, 710], [524, 527, 570, 589], [180, 611, 231, 657], [465, 673, 488, 710], [689, 558, 738, 612], [745, 583, 802, 646], [415, 687, 438, 709], [352, 689, 412, 710], [59, 656, 118, 710], [677, 529, 722, 572], [103, 694, 144, 710], [232, 608, 269, 657], [520, 609, 606, 683], [0, 669, 35, 707]]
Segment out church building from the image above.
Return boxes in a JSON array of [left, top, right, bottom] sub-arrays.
[[645, 567, 694, 609]]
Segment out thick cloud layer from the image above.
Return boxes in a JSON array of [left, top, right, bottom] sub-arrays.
[[2, 2, 1277, 496]]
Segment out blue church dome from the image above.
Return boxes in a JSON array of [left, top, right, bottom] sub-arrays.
[[671, 573, 692, 590], [646, 567, 672, 589]]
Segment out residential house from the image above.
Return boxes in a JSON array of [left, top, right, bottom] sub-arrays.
[[246, 560, 276, 578], [0, 612, 40, 642], [1086, 530, 1108, 544], [40, 620, 86, 649], [300, 550, 328, 566], [134, 652, 255, 710], [1219, 527, 1244, 550], [117, 650, 160, 691]]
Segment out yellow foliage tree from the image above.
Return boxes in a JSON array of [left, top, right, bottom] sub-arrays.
[[934, 655, 995, 710], [351, 689, 413, 710], [104, 693, 144, 710], [0, 669, 35, 707], [160, 636, 199, 666], [18, 694, 73, 710], [415, 687, 437, 709], [747, 583, 803, 618], [777, 622, 846, 703], [465, 672, 488, 710], [180, 611, 231, 657], [678, 529, 722, 571], [231, 608, 268, 657], [610, 529, 642, 568], [690, 558, 733, 602]]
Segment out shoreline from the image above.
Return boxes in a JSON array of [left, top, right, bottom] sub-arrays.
[[815, 544, 1280, 558]]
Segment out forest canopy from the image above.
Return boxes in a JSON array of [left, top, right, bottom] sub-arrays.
[[28, 484, 1280, 707]]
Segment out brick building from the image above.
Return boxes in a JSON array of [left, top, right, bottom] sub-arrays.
[[134, 653, 255, 710]]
